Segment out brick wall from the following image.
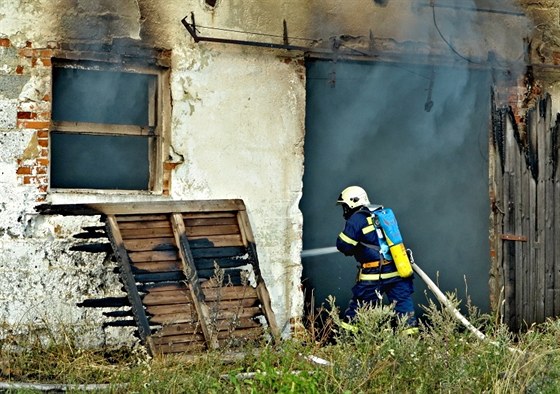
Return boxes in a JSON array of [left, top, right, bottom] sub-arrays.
[[3, 38, 174, 200], [5, 39, 54, 202]]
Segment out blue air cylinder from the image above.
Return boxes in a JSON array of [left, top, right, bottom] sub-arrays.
[[375, 208, 413, 278]]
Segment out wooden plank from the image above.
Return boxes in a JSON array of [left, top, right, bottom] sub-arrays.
[[536, 100, 546, 323], [183, 217, 238, 227], [37, 200, 247, 217], [505, 113, 519, 330], [143, 290, 191, 306], [153, 327, 262, 348], [505, 172, 516, 327], [124, 237, 176, 252], [134, 271, 184, 283], [188, 234, 244, 248], [183, 212, 237, 220], [555, 163, 560, 316], [119, 227, 174, 239], [115, 214, 168, 222], [128, 250, 178, 263], [206, 306, 262, 320], [154, 342, 206, 354], [542, 95, 555, 319], [118, 220, 171, 229], [151, 333, 205, 346], [171, 213, 219, 349], [197, 269, 243, 283], [237, 210, 280, 340], [190, 246, 247, 259], [77, 297, 130, 308], [147, 298, 259, 318], [144, 283, 187, 293], [143, 285, 258, 304], [90, 199, 246, 215], [185, 225, 240, 237], [106, 215, 154, 354], [154, 318, 260, 338], [206, 297, 260, 310], [218, 327, 263, 340], [153, 323, 203, 337], [488, 104, 503, 320], [147, 303, 193, 316], [195, 257, 252, 270], [520, 141, 531, 328], [132, 260, 181, 273], [528, 154, 537, 326], [150, 312, 197, 325]]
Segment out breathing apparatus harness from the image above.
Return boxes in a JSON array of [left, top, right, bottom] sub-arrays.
[[359, 205, 414, 280]]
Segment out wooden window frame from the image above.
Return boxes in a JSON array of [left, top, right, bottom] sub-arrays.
[[50, 60, 170, 194]]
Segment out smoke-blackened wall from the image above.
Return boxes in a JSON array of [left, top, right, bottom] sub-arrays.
[[299, 0, 531, 317], [301, 60, 491, 315]]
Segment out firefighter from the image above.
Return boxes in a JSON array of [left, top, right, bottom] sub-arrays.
[[336, 185, 418, 334]]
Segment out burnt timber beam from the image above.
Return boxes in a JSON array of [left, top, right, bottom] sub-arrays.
[[35, 199, 247, 216], [106, 215, 155, 354], [171, 213, 219, 349]]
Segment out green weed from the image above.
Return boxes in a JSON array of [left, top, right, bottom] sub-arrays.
[[2, 293, 560, 393]]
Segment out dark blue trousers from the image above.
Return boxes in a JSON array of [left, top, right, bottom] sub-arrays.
[[344, 277, 417, 326]]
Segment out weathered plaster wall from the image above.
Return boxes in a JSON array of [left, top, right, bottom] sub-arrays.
[[0, 0, 307, 344], [0, 0, 553, 346]]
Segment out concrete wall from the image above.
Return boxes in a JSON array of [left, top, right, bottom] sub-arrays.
[[0, 0, 553, 345]]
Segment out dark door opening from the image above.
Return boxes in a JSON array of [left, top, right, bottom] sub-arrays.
[[301, 59, 491, 321]]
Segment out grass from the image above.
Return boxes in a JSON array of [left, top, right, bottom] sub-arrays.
[[2, 295, 560, 393]]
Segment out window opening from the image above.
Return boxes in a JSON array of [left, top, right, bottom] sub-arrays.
[[51, 62, 166, 191]]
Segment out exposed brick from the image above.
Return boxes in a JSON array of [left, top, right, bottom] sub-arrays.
[[37, 112, 51, 120], [37, 139, 48, 148], [25, 41, 32, 48], [36, 175, 48, 185], [40, 58, 52, 67], [23, 176, 34, 184], [0, 38, 10, 47], [37, 158, 49, 166], [40, 148, 48, 157], [16, 166, 33, 175], [36, 167, 47, 175], [17, 112, 36, 120], [42, 94, 50, 102], [15, 65, 24, 74], [18, 48, 35, 57], [37, 130, 48, 138]]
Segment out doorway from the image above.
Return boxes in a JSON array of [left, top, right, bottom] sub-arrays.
[[301, 59, 491, 319]]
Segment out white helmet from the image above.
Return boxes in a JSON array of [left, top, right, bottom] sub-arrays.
[[336, 186, 371, 209]]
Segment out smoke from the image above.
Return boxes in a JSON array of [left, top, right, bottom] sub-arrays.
[[301, 0, 532, 314]]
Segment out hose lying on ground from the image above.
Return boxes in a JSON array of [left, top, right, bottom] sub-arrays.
[[301, 246, 521, 353]]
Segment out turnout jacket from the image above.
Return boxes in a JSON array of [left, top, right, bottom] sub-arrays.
[[336, 206, 400, 278]]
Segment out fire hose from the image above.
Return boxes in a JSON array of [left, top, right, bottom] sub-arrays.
[[301, 247, 488, 342]]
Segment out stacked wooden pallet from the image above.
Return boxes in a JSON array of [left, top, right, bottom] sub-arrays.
[[37, 200, 279, 355]]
